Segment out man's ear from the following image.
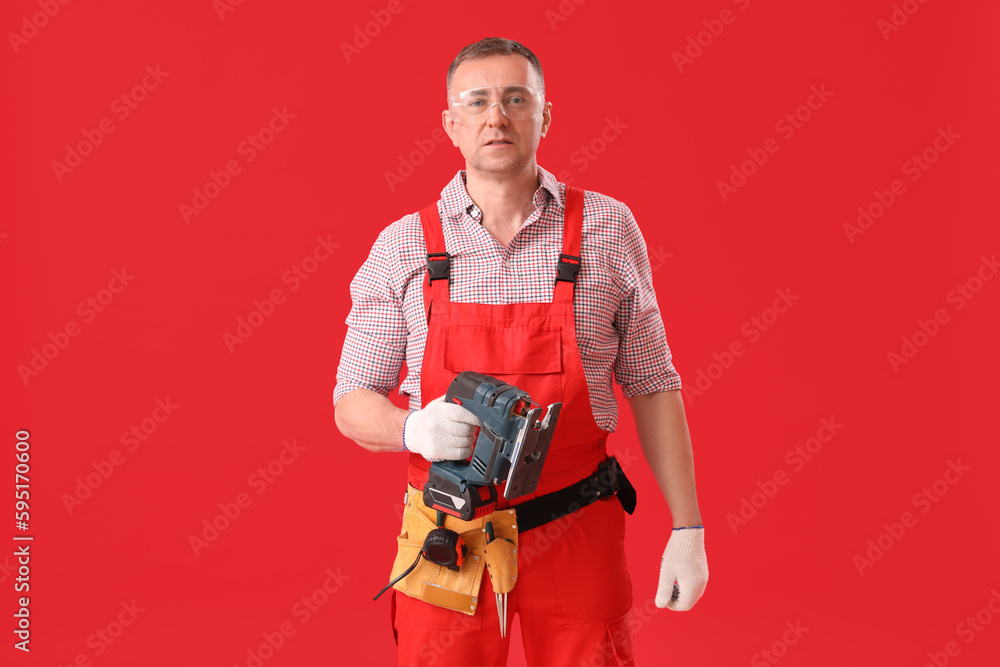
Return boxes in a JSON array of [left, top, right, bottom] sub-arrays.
[[442, 110, 459, 147], [540, 102, 553, 138]]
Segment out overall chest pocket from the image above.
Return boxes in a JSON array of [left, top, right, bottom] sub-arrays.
[[443, 326, 563, 375]]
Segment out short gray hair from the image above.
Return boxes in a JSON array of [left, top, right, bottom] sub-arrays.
[[446, 37, 544, 95]]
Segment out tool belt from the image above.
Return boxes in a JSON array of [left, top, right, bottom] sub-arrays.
[[386, 456, 635, 615], [390, 486, 518, 616], [515, 455, 636, 532]]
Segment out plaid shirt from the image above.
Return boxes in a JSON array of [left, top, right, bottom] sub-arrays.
[[333, 165, 681, 432]]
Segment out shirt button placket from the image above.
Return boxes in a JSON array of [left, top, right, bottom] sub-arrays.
[[502, 256, 515, 302]]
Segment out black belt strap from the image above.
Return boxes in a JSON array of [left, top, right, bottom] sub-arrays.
[[515, 456, 636, 533]]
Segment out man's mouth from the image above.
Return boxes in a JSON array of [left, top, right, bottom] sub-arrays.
[[485, 139, 513, 146]]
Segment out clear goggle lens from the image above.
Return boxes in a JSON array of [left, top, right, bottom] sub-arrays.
[[448, 84, 544, 124]]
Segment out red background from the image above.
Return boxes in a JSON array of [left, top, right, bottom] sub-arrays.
[[2, 1, 999, 665]]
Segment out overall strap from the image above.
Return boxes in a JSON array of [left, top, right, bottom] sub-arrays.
[[419, 185, 586, 320], [419, 202, 450, 322], [553, 185, 585, 304]]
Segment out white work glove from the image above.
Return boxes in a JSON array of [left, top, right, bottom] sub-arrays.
[[655, 527, 709, 611], [402, 394, 479, 462]]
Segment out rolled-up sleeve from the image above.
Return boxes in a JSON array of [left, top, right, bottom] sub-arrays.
[[333, 227, 407, 407], [612, 209, 683, 397]]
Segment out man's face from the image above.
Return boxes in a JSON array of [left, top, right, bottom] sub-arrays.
[[442, 54, 552, 177]]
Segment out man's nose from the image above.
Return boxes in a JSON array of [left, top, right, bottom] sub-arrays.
[[485, 102, 509, 127]]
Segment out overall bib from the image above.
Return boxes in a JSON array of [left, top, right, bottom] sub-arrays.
[[392, 186, 636, 666]]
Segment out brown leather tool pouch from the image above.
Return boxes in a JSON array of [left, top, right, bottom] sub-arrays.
[[389, 484, 519, 616], [484, 536, 518, 595]]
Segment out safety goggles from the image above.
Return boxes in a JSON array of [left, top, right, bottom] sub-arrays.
[[447, 84, 544, 124]]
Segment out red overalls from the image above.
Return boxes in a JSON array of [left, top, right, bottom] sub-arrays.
[[391, 186, 636, 666]]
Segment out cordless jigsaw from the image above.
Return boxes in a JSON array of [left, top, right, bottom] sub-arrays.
[[423, 371, 561, 521]]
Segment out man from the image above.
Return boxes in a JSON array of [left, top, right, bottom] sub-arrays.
[[334, 37, 708, 666]]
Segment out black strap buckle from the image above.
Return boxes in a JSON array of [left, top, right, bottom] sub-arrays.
[[426, 252, 451, 283], [597, 456, 636, 515], [556, 253, 581, 283]]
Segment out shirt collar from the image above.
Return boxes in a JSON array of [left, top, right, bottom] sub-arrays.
[[439, 165, 563, 223]]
